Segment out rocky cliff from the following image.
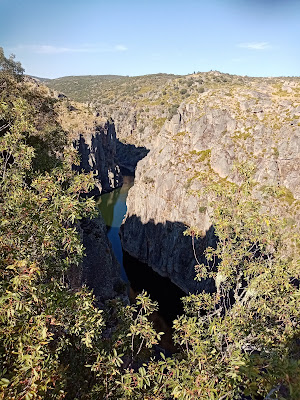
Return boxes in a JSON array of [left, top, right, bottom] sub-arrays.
[[73, 121, 122, 195], [53, 95, 125, 300], [80, 216, 126, 304], [45, 72, 300, 294], [54, 98, 122, 195], [120, 73, 300, 293]]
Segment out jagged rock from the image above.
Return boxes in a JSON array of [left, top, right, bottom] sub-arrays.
[[73, 121, 123, 195], [116, 140, 149, 174], [72, 120, 126, 301], [120, 77, 300, 293], [80, 216, 127, 304]]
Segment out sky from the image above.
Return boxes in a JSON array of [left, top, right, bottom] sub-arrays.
[[1, 0, 299, 78]]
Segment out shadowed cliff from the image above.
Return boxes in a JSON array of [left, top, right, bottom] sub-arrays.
[[120, 214, 216, 294], [116, 139, 149, 175], [73, 121, 123, 195]]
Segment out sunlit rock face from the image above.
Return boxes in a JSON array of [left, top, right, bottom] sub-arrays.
[[121, 75, 300, 293]]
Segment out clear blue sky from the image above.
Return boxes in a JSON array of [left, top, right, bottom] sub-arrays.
[[1, 0, 299, 78]]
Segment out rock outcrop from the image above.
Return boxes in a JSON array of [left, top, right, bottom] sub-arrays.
[[80, 216, 126, 304], [53, 96, 125, 300], [72, 120, 125, 300], [116, 140, 149, 175], [73, 121, 122, 195], [121, 74, 300, 293]]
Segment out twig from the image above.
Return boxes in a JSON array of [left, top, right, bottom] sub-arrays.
[[264, 385, 281, 400], [192, 234, 201, 265]]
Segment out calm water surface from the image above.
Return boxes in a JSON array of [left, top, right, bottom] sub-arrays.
[[97, 176, 184, 331], [97, 176, 134, 281]]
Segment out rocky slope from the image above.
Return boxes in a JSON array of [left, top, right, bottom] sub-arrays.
[[120, 73, 300, 293], [39, 86, 126, 300], [45, 72, 300, 294]]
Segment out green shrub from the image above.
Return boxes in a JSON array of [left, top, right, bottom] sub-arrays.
[[168, 104, 179, 120]]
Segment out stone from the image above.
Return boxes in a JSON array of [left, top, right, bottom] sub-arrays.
[[119, 76, 300, 293], [73, 121, 123, 195]]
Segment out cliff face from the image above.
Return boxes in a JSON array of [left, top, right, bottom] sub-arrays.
[[120, 75, 300, 293], [53, 97, 125, 300], [72, 121, 124, 299], [73, 121, 122, 195], [79, 216, 126, 304]]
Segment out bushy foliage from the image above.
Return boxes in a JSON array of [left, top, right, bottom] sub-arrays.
[[117, 167, 300, 400], [1, 50, 300, 400], [0, 47, 24, 79], [0, 51, 161, 400], [168, 104, 179, 120]]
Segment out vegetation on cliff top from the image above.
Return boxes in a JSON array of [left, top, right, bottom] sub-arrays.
[[44, 73, 180, 104], [1, 50, 300, 399], [43, 70, 300, 151]]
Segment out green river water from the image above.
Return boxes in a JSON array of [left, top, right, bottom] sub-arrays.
[[97, 176, 134, 281]]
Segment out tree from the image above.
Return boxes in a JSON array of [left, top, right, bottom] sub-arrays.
[[118, 165, 300, 399], [0, 51, 161, 400], [0, 47, 24, 78]]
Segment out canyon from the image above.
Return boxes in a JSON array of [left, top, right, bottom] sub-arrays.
[[4, 47, 300, 399], [45, 72, 300, 297]]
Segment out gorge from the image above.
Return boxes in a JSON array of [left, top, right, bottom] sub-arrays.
[[2, 52, 300, 399], [58, 72, 299, 302]]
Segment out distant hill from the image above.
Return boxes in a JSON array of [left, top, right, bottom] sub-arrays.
[[43, 73, 181, 103], [28, 75, 51, 82], [43, 71, 300, 152]]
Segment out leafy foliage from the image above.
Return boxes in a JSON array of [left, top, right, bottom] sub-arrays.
[[0, 47, 24, 78], [117, 166, 300, 400], [1, 50, 300, 400], [0, 50, 165, 400]]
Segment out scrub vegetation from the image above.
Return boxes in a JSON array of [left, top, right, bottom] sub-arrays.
[[1, 49, 300, 399]]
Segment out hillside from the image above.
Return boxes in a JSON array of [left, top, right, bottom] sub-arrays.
[[44, 73, 180, 103], [44, 72, 300, 148]]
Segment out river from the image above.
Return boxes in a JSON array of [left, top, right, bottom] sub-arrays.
[[97, 175, 134, 281], [97, 176, 185, 330]]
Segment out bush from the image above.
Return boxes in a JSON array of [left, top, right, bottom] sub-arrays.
[[2, 49, 300, 400], [168, 104, 179, 120], [123, 165, 300, 399]]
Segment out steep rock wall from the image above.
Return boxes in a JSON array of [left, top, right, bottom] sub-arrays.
[[73, 120, 122, 195], [80, 216, 126, 304], [121, 80, 300, 293], [68, 119, 126, 300]]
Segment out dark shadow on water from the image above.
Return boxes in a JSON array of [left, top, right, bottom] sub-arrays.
[[123, 251, 185, 325], [120, 216, 217, 352]]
